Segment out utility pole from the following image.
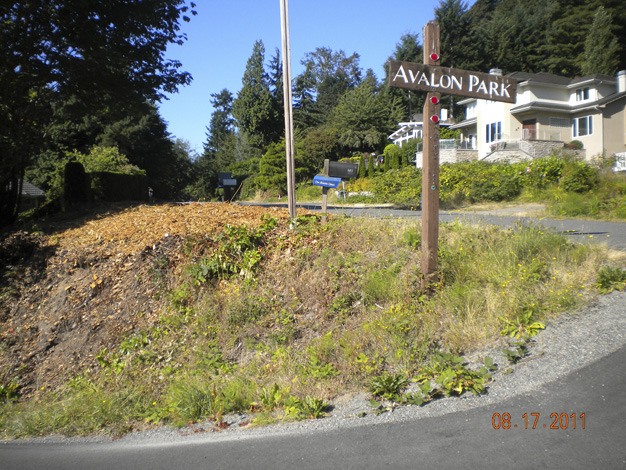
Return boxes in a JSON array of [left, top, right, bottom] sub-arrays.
[[421, 21, 441, 284], [279, 0, 297, 220]]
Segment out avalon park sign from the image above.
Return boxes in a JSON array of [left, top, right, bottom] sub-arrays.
[[388, 21, 518, 286], [389, 61, 517, 104]]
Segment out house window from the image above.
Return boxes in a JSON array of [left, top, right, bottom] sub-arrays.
[[485, 122, 501, 143], [572, 116, 593, 137], [575, 87, 590, 101], [550, 117, 569, 128]]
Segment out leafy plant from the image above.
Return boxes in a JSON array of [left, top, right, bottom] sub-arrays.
[[188, 220, 276, 284], [0, 381, 19, 403], [300, 396, 331, 419], [595, 266, 626, 293], [259, 383, 283, 410], [304, 352, 339, 380], [435, 366, 488, 396], [282, 394, 330, 420], [482, 356, 498, 373], [370, 372, 409, 401], [499, 310, 545, 339], [502, 341, 530, 364], [95, 348, 125, 374], [418, 353, 491, 397]]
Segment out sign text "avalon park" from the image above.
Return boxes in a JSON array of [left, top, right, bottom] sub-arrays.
[[389, 61, 517, 104]]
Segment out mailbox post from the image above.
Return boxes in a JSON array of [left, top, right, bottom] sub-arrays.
[[312, 175, 341, 223]]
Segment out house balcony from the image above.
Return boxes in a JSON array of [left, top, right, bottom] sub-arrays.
[[413, 139, 478, 167], [484, 134, 581, 162]]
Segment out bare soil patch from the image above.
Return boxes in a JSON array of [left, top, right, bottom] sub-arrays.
[[0, 203, 290, 397]]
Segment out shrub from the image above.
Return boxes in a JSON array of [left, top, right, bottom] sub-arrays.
[[63, 161, 90, 204], [565, 140, 584, 150], [521, 156, 565, 189], [372, 166, 421, 207], [559, 161, 598, 193], [439, 162, 522, 205], [384, 144, 402, 170], [595, 266, 626, 293]]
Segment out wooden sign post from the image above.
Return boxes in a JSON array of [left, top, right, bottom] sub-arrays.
[[388, 21, 517, 284], [421, 21, 441, 284]]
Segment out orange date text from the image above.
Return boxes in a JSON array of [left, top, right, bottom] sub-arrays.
[[491, 412, 586, 430]]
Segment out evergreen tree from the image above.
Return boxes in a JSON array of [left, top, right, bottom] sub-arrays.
[[485, 0, 557, 73], [299, 126, 340, 176], [293, 68, 321, 131], [331, 81, 404, 153], [599, 0, 626, 71], [540, 0, 596, 76], [205, 89, 235, 155], [190, 89, 235, 199], [232, 40, 281, 151], [268, 48, 285, 134], [384, 33, 423, 119], [465, 0, 501, 71], [435, 0, 474, 69], [358, 155, 366, 178], [98, 104, 186, 199], [256, 140, 307, 196], [581, 6, 620, 75]]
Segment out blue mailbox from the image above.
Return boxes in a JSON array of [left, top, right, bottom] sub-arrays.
[[313, 175, 342, 188]]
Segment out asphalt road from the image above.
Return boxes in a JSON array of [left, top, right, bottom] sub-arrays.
[[325, 206, 626, 252], [239, 202, 626, 251], [2, 342, 625, 469]]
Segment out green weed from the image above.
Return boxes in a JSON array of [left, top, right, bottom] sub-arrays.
[[370, 372, 409, 401], [502, 341, 530, 364], [499, 310, 545, 340], [596, 266, 626, 293], [0, 381, 19, 403]]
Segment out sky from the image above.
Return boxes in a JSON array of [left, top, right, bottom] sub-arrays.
[[158, 0, 476, 155]]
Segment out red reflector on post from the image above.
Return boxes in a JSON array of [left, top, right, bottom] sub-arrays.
[[430, 96, 440, 105], [430, 53, 440, 62], [430, 115, 440, 124]]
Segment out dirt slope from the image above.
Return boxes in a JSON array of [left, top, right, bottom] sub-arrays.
[[0, 203, 290, 397]]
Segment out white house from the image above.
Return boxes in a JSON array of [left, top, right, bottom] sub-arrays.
[[389, 110, 451, 148], [450, 69, 626, 162]]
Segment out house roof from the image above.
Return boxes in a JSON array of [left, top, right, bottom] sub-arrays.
[[511, 90, 626, 115], [509, 71, 572, 86], [450, 117, 476, 130], [596, 90, 626, 107], [22, 181, 45, 197], [569, 74, 615, 88]]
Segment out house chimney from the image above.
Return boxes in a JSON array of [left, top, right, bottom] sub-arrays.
[[489, 68, 503, 76], [618, 70, 626, 93]]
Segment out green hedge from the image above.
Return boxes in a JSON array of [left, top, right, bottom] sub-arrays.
[[367, 157, 604, 210]]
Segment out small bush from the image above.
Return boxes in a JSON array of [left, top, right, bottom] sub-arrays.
[[565, 140, 584, 150], [372, 166, 421, 207], [559, 161, 598, 193], [370, 372, 409, 400], [596, 266, 626, 293]]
